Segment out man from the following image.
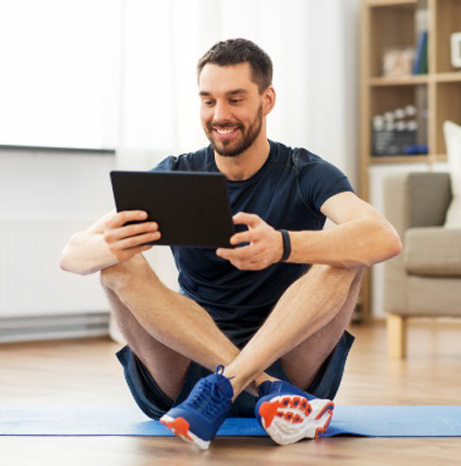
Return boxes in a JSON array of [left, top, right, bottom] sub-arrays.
[[61, 38, 401, 449]]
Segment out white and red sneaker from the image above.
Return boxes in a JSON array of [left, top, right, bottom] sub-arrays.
[[255, 380, 334, 445]]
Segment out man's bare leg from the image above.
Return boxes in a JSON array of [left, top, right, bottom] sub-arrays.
[[280, 267, 363, 391], [222, 265, 364, 397], [101, 254, 276, 401], [103, 286, 191, 401]]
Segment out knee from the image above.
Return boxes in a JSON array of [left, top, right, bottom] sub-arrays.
[[100, 262, 130, 293], [310, 265, 364, 296], [310, 264, 362, 280], [100, 254, 152, 293]]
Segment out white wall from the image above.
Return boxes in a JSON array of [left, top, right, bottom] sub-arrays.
[[0, 150, 115, 217], [0, 149, 115, 319], [0, 148, 180, 321]]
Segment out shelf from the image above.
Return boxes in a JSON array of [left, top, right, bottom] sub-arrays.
[[369, 75, 429, 86], [366, 0, 417, 7], [435, 72, 461, 83], [368, 155, 429, 164], [369, 73, 461, 86], [368, 154, 447, 164]]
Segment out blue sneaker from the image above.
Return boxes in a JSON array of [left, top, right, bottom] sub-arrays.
[[255, 380, 334, 445], [160, 365, 233, 450]]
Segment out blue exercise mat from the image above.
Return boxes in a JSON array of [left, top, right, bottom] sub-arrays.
[[1, 405, 460, 437]]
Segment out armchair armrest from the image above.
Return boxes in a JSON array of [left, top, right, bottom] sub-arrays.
[[383, 172, 451, 239], [382, 172, 451, 318]]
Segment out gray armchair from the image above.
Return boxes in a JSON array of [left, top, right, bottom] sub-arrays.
[[383, 172, 461, 358]]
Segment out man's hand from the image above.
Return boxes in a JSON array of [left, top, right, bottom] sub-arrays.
[[216, 212, 283, 270], [103, 210, 161, 262]]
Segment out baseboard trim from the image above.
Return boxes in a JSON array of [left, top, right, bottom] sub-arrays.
[[0, 312, 110, 343], [364, 316, 461, 328]]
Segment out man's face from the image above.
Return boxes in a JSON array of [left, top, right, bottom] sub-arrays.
[[198, 62, 266, 157]]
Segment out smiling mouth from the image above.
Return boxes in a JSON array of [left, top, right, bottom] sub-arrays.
[[215, 128, 235, 135], [212, 125, 241, 138]]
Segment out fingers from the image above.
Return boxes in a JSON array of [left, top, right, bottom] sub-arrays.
[[218, 213, 283, 270], [104, 220, 159, 242], [217, 250, 264, 270], [106, 210, 149, 229], [229, 230, 254, 246], [217, 245, 269, 270], [217, 245, 251, 261], [229, 212, 262, 246], [105, 230, 160, 262], [232, 212, 261, 228], [108, 230, 161, 250], [109, 243, 154, 262], [104, 210, 159, 242], [103, 210, 161, 261]]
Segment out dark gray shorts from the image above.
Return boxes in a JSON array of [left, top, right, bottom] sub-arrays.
[[116, 330, 355, 420]]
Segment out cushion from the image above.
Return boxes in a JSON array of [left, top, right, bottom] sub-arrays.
[[404, 227, 461, 276], [443, 120, 461, 228]]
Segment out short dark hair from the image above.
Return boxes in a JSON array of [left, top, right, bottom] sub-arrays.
[[197, 38, 273, 93]]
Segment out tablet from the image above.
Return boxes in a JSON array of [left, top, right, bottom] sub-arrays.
[[110, 170, 234, 248]]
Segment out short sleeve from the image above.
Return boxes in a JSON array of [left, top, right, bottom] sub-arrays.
[[297, 156, 355, 216], [149, 156, 177, 172]]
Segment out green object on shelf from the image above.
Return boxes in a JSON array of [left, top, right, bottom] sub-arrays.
[[413, 30, 428, 75]]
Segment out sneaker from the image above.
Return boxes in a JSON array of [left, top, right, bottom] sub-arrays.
[[160, 365, 233, 450], [255, 380, 334, 445]]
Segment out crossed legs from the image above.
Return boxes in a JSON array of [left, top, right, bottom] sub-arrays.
[[101, 254, 257, 401], [225, 264, 364, 394], [101, 254, 364, 402]]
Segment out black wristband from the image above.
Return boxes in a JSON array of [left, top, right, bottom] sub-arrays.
[[279, 229, 291, 262]]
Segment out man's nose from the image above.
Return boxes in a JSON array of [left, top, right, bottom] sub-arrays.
[[212, 101, 232, 123]]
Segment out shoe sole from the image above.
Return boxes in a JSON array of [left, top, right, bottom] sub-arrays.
[[160, 414, 210, 450], [258, 395, 335, 445]]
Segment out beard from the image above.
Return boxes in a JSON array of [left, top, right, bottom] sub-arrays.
[[205, 105, 263, 157]]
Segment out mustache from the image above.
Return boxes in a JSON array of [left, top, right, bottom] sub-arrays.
[[207, 122, 244, 130]]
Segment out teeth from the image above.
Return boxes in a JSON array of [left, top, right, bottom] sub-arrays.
[[216, 128, 235, 134]]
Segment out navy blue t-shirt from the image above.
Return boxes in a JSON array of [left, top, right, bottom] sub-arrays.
[[152, 140, 354, 346]]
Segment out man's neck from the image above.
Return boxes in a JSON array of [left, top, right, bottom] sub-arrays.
[[214, 137, 271, 181]]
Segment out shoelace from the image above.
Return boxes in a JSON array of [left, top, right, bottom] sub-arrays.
[[189, 366, 230, 418]]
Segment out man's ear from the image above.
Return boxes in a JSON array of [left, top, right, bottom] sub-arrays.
[[263, 86, 276, 116]]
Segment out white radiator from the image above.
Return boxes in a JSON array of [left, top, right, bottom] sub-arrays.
[[0, 217, 110, 341]]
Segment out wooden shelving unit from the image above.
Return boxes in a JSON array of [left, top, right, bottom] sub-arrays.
[[359, 0, 461, 318]]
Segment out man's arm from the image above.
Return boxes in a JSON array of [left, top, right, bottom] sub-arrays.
[[216, 192, 402, 270], [289, 191, 402, 268], [60, 210, 161, 276]]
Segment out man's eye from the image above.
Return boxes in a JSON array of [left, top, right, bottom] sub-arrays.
[[230, 99, 242, 104], [203, 100, 214, 106]]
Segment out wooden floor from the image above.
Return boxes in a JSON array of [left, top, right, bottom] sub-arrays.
[[1, 321, 461, 465]]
